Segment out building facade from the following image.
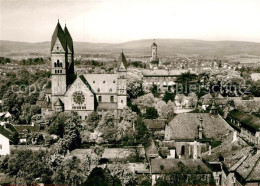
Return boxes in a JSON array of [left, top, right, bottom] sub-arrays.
[[41, 21, 127, 119], [0, 133, 10, 156]]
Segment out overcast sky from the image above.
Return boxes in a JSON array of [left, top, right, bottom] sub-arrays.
[[1, 0, 260, 43]]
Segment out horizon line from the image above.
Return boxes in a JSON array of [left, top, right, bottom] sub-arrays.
[[1, 38, 260, 45]]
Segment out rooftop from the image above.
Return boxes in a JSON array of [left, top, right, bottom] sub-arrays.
[[167, 113, 233, 140], [151, 158, 211, 174]]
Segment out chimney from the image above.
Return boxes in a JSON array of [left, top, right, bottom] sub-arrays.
[[210, 100, 218, 115], [199, 117, 203, 140]]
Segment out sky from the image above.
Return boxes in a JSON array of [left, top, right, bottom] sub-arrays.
[[0, 0, 260, 43]]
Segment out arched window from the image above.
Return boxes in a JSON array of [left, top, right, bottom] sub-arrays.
[[121, 100, 123, 104], [54, 62, 57, 67], [110, 96, 114, 102], [55, 70, 57, 73], [181, 145, 185, 155], [57, 60, 60, 67], [98, 96, 102, 102], [97, 88, 100, 92], [60, 62, 62, 67], [60, 70, 62, 73]]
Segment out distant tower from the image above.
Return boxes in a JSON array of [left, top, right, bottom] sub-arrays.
[[51, 20, 68, 96], [150, 39, 159, 66], [117, 51, 128, 110]]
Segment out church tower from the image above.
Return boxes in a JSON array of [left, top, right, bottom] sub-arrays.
[[64, 24, 74, 75], [117, 51, 127, 110], [150, 39, 159, 65], [51, 20, 68, 96]]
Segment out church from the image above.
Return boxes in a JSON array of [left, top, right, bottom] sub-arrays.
[[40, 21, 127, 120]]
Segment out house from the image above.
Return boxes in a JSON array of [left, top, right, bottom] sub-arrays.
[[143, 119, 165, 139], [164, 109, 233, 159], [13, 124, 40, 143], [151, 158, 212, 185], [251, 73, 260, 82], [226, 109, 260, 145], [0, 131, 11, 156], [202, 134, 260, 186]]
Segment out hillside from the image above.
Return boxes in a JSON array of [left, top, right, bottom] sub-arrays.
[[1, 39, 260, 58]]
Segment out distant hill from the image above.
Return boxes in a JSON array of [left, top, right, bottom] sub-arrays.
[[1, 39, 260, 58]]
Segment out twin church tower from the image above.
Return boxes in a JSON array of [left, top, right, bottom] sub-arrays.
[[47, 21, 127, 119]]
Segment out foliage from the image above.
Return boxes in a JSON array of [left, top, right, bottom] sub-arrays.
[[127, 71, 144, 99], [84, 111, 100, 132], [145, 107, 159, 119], [155, 164, 215, 186], [52, 156, 86, 186], [150, 84, 160, 97], [0, 150, 53, 184], [84, 167, 122, 186], [163, 91, 175, 103]]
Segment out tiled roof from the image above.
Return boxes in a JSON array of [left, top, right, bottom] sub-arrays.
[[142, 69, 188, 77], [83, 74, 118, 94], [228, 109, 260, 130], [143, 119, 165, 130], [145, 138, 159, 158], [151, 158, 211, 174], [51, 21, 67, 52], [101, 148, 136, 160], [236, 153, 260, 181], [167, 113, 233, 140]]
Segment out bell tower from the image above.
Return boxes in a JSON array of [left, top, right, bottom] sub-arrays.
[[117, 51, 127, 110], [51, 20, 68, 96], [150, 39, 159, 68]]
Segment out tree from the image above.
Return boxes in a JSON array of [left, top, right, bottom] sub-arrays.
[[84, 167, 122, 186], [161, 101, 175, 119], [135, 117, 151, 146], [145, 107, 159, 119], [85, 111, 100, 132], [52, 156, 86, 186], [127, 71, 144, 99], [163, 91, 175, 103]]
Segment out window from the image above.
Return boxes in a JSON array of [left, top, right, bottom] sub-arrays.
[[79, 116, 82, 120], [57, 46, 59, 51], [60, 70, 62, 73], [181, 145, 185, 155], [113, 80, 115, 83], [110, 96, 114, 102], [121, 100, 123, 103], [54, 62, 57, 67], [93, 81, 95, 83], [60, 62, 62, 67], [109, 88, 112, 92], [85, 116, 88, 120], [98, 96, 102, 102], [103, 81, 105, 83], [97, 88, 100, 92]]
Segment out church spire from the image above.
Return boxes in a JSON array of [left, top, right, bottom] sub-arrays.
[[117, 51, 127, 71]]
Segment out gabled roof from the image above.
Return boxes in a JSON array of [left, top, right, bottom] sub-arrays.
[[54, 98, 63, 106], [167, 113, 233, 140], [64, 25, 74, 53], [51, 21, 67, 52], [151, 158, 211, 174], [79, 75, 96, 95], [117, 52, 127, 70], [228, 109, 260, 131]]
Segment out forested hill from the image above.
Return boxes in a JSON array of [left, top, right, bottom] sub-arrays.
[[1, 39, 260, 57]]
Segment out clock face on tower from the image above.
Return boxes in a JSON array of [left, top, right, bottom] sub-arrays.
[[73, 91, 85, 104]]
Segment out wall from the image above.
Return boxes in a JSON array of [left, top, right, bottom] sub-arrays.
[[0, 134, 10, 155]]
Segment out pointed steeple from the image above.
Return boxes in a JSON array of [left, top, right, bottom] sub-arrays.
[[151, 39, 157, 47], [117, 51, 127, 71], [64, 24, 74, 53], [51, 21, 67, 52]]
